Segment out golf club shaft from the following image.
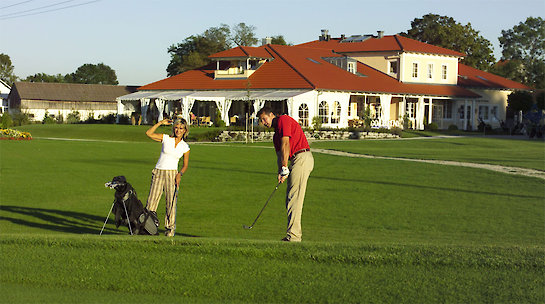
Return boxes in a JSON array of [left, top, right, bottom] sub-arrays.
[[173, 186, 178, 232], [246, 182, 281, 228]]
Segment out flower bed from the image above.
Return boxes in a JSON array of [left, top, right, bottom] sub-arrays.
[[214, 130, 399, 142], [0, 129, 33, 140]]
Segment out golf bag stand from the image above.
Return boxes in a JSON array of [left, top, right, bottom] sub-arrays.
[[99, 199, 134, 235]]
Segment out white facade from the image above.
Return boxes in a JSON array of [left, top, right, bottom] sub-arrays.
[[119, 89, 483, 131], [23, 108, 115, 122], [0, 80, 11, 114]]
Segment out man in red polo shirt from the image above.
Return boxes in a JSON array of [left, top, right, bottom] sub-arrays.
[[257, 107, 314, 242]]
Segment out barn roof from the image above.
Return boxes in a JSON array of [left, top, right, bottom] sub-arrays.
[[10, 82, 138, 102]]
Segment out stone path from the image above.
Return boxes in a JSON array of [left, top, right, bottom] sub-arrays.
[[311, 148, 545, 180]]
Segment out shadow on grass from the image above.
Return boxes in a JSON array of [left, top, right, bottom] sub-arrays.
[[0, 205, 200, 237], [0, 205, 121, 234]]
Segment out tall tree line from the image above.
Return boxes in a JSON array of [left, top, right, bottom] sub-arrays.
[[0, 59, 119, 86]]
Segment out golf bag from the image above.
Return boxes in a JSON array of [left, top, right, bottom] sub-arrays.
[[103, 176, 159, 235]]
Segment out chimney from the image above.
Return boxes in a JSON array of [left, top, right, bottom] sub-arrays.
[[262, 37, 273, 45], [320, 29, 330, 41], [377, 30, 384, 39]]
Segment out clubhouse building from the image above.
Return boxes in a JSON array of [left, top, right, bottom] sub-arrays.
[[117, 30, 531, 130]]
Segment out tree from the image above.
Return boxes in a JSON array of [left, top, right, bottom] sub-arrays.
[[65, 63, 118, 85], [270, 35, 289, 45], [489, 59, 525, 84], [497, 17, 545, 89], [506, 91, 533, 117], [536, 91, 545, 111], [401, 14, 496, 70], [25, 73, 65, 83], [0, 53, 18, 85], [231, 22, 258, 46], [167, 24, 231, 76]]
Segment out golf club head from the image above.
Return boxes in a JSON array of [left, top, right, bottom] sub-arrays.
[[243, 225, 253, 229]]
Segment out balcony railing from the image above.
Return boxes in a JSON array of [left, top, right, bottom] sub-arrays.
[[214, 68, 256, 79]]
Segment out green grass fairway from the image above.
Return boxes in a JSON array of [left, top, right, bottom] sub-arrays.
[[1, 127, 544, 303], [14, 123, 226, 142], [311, 136, 545, 171]]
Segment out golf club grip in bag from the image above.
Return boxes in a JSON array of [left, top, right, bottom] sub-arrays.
[[138, 210, 159, 235]]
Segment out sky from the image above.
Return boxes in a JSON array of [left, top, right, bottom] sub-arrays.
[[2, 0, 544, 86]]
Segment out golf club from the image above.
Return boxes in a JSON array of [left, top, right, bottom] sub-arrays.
[[172, 185, 178, 236], [243, 182, 281, 229]]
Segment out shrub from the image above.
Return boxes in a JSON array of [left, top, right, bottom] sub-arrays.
[[12, 112, 30, 126], [213, 109, 226, 127], [99, 113, 116, 124], [42, 113, 56, 124], [390, 127, 403, 136], [311, 116, 322, 130], [85, 112, 99, 124], [363, 106, 372, 128], [478, 121, 493, 133], [425, 122, 438, 131], [194, 130, 223, 142], [448, 124, 458, 131], [1, 112, 13, 128], [56, 112, 64, 124], [66, 111, 81, 124], [348, 131, 361, 139], [116, 114, 130, 125]]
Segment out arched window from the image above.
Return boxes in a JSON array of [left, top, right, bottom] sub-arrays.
[[298, 103, 309, 127], [319, 101, 329, 124], [331, 101, 341, 124]]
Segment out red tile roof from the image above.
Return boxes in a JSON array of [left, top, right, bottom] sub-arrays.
[[298, 35, 465, 57], [208, 46, 273, 59], [139, 57, 313, 91], [457, 64, 531, 90], [139, 38, 525, 97], [140, 44, 478, 98]]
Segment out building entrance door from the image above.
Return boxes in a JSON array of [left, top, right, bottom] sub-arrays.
[[432, 104, 443, 129]]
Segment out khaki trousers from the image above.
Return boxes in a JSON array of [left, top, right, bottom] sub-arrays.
[[145, 168, 178, 231], [286, 151, 314, 241]]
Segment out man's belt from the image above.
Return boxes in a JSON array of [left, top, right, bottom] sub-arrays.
[[291, 148, 310, 159]]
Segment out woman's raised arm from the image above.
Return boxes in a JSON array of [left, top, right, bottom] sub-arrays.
[[146, 119, 171, 142]]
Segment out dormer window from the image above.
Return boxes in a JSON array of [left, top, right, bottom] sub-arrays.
[[214, 57, 269, 79], [348, 62, 356, 74], [323, 56, 357, 74], [389, 60, 398, 74], [209, 46, 273, 80]]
